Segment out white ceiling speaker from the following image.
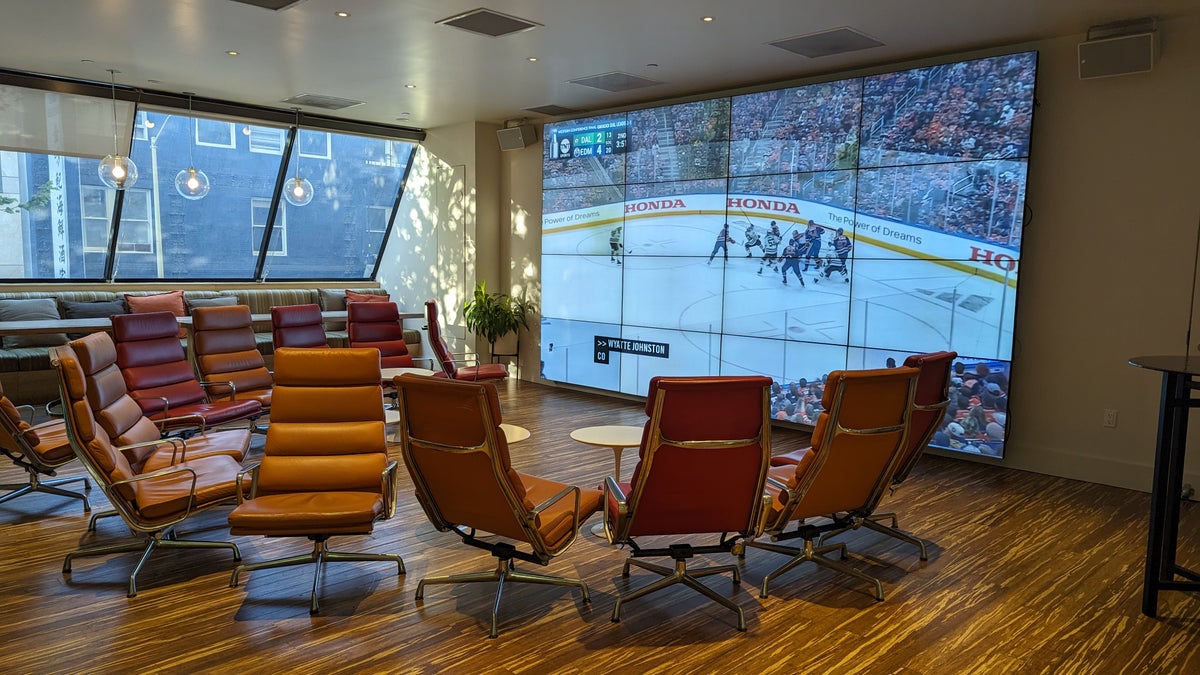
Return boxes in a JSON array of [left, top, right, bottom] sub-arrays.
[[497, 124, 537, 151], [1078, 18, 1159, 80]]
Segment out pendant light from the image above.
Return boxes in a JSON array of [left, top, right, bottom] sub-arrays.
[[283, 108, 313, 206], [174, 92, 210, 200], [97, 69, 139, 190]]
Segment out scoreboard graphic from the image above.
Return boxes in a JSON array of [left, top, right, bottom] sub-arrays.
[[549, 118, 629, 159]]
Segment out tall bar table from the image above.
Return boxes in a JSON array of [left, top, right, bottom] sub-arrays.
[[1129, 355, 1200, 616]]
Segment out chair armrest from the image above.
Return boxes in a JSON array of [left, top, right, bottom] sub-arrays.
[[14, 403, 36, 425], [110, 464, 199, 526], [199, 379, 238, 401], [155, 413, 207, 435], [130, 394, 171, 418], [602, 476, 630, 542], [381, 461, 399, 518], [527, 483, 584, 547], [234, 464, 260, 503], [118, 437, 187, 465]]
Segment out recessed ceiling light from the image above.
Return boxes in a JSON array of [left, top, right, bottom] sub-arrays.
[[226, 50, 239, 56], [702, 16, 714, 22], [527, 57, 538, 62], [404, 84, 416, 89], [335, 11, 350, 18]]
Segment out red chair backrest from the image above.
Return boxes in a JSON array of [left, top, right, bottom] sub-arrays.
[[271, 303, 328, 349], [623, 376, 772, 537], [111, 311, 206, 415], [424, 300, 458, 378], [348, 301, 414, 368], [192, 305, 273, 395]]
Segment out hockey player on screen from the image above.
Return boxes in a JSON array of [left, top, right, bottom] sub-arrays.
[[758, 221, 782, 275], [801, 220, 824, 273], [780, 230, 806, 287], [823, 227, 852, 282], [609, 225, 623, 265], [707, 223, 737, 265], [743, 222, 763, 258]]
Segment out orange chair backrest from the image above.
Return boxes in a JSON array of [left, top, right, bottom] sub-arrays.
[[71, 332, 163, 463], [256, 348, 387, 496], [622, 376, 772, 538], [424, 300, 458, 378], [191, 305, 273, 395], [394, 375, 536, 543], [778, 367, 918, 520], [49, 343, 140, 503], [891, 350, 957, 484]]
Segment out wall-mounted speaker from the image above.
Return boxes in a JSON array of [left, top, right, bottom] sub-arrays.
[[1078, 32, 1158, 80], [497, 124, 537, 151]]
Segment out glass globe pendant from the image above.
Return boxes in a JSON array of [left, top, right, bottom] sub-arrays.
[[174, 167, 210, 200], [284, 175, 313, 206], [98, 69, 138, 190]]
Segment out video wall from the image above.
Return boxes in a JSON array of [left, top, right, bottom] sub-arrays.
[[540, 52, 1036, 458]]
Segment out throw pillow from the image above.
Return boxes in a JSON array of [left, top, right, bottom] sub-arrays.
[[318, 288, 347, 312], [345, 289, 390, 304], [125, 291, 187, 338], [185, 295, 238, 314], [0, 298, 69, 349], [58, 299, 128, 339]]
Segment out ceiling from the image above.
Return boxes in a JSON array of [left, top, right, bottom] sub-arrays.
[[3, 1, 1196, 130]]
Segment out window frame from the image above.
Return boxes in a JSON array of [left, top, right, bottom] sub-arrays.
[[250, 197, 288, 257], [195, 119, 236, 148]]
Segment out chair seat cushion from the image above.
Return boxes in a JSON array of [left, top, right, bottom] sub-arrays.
[[522, 473, 601, 550], [455, 363, 508, 380], [138, 428, 251, 473], [765, 449, 816, 518], [770, 447, 811, 466], [30, 419, 75, 464], [228, 491, 385, 536], [133, 454, 242, 520], [151, 399, 262, 428]]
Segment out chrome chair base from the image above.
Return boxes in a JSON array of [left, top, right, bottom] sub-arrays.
[[64, 531, 241, 597], [614, 555, 746, 631], [230, 537, 405, 614], [417, 554, 590, 639], [749, 538, 884, 601], [816, 512, 929, 561], [0, 473, 91, 512]]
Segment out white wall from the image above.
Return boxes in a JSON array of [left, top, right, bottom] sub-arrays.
[[425, 15, 1200, 493]]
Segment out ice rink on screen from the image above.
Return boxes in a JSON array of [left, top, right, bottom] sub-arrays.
[[541, 213, 1016, 392]]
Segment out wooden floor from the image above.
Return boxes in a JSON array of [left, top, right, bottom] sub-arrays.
[[2, 379, 1199, 674]]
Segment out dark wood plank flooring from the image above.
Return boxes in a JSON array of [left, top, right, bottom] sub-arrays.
[[1, 379, 1198, 673]]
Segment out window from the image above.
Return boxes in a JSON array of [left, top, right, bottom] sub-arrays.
[[251, 198, 287, 256], [195, 119, 235, 148], [366, 205, 391, 234], [299, 130, 331, 159], [81, 186, 153, 253], [248, 126, 285, 154], [133, 111, 152, 141], [80, 186, 112, 253]]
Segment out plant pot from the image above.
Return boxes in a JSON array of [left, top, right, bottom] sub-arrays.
[[492, 332, 519, 358]]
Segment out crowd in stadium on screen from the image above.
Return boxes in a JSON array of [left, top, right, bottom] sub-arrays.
[[767, 358, 1008, 456]]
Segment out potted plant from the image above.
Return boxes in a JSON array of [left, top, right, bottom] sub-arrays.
[[462, 281, 533, 358]]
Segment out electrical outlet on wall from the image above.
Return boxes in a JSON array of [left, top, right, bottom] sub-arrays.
[[1103, 408, 1119, 428]]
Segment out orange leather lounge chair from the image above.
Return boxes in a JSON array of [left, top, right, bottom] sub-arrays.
[[190, 305, 274, 412], [111, 311, 262, 430], [50, 342, 243, 597], [603, 376, 773, 632], [393, 374, 599, 638], [423, 300, 507, 381], [271, 303, 329, 349], [749, 367, 918, 601], [775, 351, 957, 560], [228, 347, 404, 614], [0, 381, 90, 513]]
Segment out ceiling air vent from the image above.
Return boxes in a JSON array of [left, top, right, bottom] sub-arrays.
[[436, 8, 541, 38], [524, 104, 578, 116], [769, 27, 885, 58], [227, 0, 306, 10], [280, 93, 365, 111], [568, 72, 662, 93]]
